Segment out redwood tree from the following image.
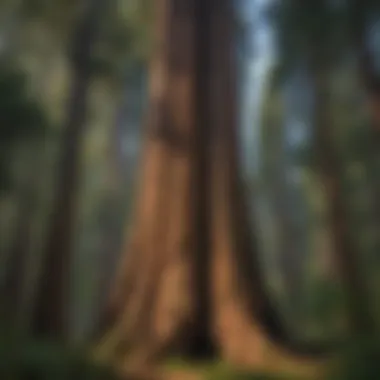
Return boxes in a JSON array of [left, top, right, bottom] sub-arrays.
[[98, 0, 330, 375]]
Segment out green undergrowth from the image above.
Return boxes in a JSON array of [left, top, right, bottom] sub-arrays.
[[1, 334, 380, 379], [165, 358, 303, 380], [206, 368, 301, 380], [0, 335, 119, 379], [165, 337, 380, 380], [325, 336, 380, 380]]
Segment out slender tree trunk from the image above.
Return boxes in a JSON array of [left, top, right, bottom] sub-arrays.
[[0, 53, 58, 330], [31, 0, 106, 341], [311, 60, 374, 335], [0, 161, 39, 328], [352, 5, 380, 285]]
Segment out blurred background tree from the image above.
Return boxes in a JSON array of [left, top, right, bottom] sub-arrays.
[[0, 0, 151, 341]]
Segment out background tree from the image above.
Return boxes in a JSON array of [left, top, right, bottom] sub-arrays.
[[31, 0, 108, 341], [272, 0, 379, 336], [0, 63, 48, 326]]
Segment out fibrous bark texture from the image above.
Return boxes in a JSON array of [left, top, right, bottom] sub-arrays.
[[98, 0, 328, 377], [97, 0, 199, 365]]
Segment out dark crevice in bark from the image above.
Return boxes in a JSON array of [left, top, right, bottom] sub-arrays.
[[185, 0, 216, 360]]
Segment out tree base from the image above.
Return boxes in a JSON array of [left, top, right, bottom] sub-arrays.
[[213, 307, 326, 378]]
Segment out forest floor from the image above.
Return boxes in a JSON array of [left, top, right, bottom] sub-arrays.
[[121, 359, 317, 380], [123, 367, 200, 380]]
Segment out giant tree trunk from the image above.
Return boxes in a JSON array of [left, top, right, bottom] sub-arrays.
[[31, 0, 106, 340], [98, 0, 327, 376]]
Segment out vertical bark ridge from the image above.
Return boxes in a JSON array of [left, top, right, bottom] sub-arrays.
[[185, 0, 216, 359], [128, 0, 199, 361], [115, 141, 173, 355], [145, 0, 197, 345], [96, 0, 199, 365], [95, 0, 173, 357], [98, 71, 175, 366], [100, 0, 171, 324]]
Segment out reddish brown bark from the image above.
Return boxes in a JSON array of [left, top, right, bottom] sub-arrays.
[[97, 0, 329, 376], [97, 0, 200, 365]]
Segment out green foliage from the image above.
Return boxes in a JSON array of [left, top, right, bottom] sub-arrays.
[[272, 1, 345, 84], [20, 0, 78, 36], [21, 0, 77, 18], [92, 0, 153, 80], [17, 0, 153, 82], [0, 65, 47, 137], [207, 369, 296, 380], [0, 62, 49, 191], [166, 359, 299, 380], [326, 337, 380, 380], [271, 0, 380, 83], [303, 279, 346, 337], [276, 2, 341, 56], [117, 0, 153, 61], [0, 337, 119, 379]]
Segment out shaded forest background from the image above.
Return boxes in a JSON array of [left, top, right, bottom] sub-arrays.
[[1, 0, 380, 379]]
